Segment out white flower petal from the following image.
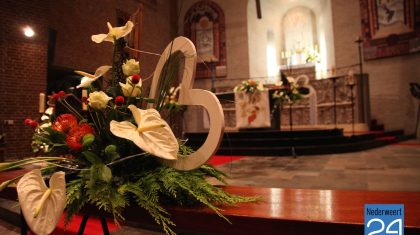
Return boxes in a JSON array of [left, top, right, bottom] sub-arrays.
[[17, 169, 66, 235], [110, 107, 178, 160], [77, 77, 94, 88], [112, 21, 134, 39], [94, 65, 112, 77], [110, 120, 139, 140], [91, 34, 108, 43], [92, 21, 134, 44], [76, 66, 111, 88]]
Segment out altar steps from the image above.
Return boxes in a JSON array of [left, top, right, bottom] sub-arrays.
[[184, 129, 413, 156]]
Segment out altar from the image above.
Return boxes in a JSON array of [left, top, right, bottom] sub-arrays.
[[210, 74, 370, 131]]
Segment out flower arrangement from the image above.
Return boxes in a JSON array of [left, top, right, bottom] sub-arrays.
[[0, 21, 255, 235], [233, 79, 264, 93], [272, 74, 303, 104]]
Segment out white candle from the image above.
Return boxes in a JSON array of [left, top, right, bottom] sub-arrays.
[[39, 93, 45, 113], [347, 70, 355, 85], [82, 89, 88, 111]]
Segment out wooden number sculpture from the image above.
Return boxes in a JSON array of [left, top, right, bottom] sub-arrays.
[[149, 37, 225, 170]]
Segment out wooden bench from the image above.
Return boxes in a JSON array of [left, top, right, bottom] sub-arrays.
[[1, 170, 419, 234]]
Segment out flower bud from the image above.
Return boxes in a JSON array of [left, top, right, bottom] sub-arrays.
[[131, 74, 140, 84], [115, 96, 125, 106], [82, 134, 95, 147], [105, 145, 117, 155]]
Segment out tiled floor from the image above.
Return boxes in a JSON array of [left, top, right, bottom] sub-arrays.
[[215, 140, 420, 191], [1, 140, 419, 234]]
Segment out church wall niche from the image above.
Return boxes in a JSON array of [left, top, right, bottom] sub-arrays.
[[183, 0, 227, 79], [247, 0, 335, 81]]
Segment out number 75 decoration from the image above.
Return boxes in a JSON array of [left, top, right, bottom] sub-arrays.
[[149, 37, 225, 170]]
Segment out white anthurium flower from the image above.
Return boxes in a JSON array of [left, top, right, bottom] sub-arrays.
[[110, 105, 178, 160], [119, 77, 142, 97], [88, 91, 112, 110], [122, 59, 140, 76], [17, 169, 66, 235], [92, 21, 134, 44], [75, 65, 111, 88]]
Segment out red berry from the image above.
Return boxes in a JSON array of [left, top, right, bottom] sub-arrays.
[[115, 96, 125, 106], [52, 93, 60, 101], [131, 74, 140, 84], [58, 91, 66, 96], [24, 118, 38, 127]]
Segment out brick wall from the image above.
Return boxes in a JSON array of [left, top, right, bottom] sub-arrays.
[[0, 0, 176, 160], [0, 0, 49, 160]]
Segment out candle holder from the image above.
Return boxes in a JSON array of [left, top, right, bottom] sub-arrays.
[[347, 83, 356, 136], [331, 76, 338, 129]]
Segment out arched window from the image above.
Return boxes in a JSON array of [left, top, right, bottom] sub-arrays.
[[184, 0, 226, 78], [282, 6, 318, 66]]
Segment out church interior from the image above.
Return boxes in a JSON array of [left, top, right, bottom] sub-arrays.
[[0, 0, 420, 234]]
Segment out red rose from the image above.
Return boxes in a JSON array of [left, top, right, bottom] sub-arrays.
[[115, 96, 125, 106], [52, 114, 78, 133], [66, 123, 95, 151], [24, 118, 38, 127], [131, 74, 140, 84]]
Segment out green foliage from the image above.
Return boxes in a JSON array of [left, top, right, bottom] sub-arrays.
[[177, 140, 195, 159], [65, 162, 257, 235]]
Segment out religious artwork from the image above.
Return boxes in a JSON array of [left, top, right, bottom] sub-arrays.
[[234, 80, 270, 128], [196, 16, 214, 58], [360, 0, 420, 60], [184, 0, 226, 78], [0, 21, 255, 235]]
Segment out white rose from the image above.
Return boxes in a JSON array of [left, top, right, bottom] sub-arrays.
[[122, 59, 140, 76], [119, 77, 142, 97], [88, 91, 112, 110]]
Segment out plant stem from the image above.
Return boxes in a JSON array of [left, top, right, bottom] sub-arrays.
[[111, 36, 117, 87], [61, 99, 85, 121]]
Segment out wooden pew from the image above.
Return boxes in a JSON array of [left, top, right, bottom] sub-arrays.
[[1, 170, 419, 234]]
